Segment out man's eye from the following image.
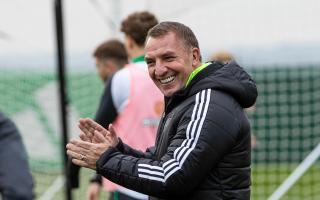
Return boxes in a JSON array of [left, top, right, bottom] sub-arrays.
[[165, 56, 175, 61], [146, 61, 155, 67]]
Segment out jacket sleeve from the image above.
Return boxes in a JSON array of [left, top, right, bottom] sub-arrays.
[[116, 138, 156, 159], [96, 89, 239, 198]]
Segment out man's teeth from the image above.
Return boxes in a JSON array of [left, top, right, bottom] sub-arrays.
[[159, 76, 175, 84]]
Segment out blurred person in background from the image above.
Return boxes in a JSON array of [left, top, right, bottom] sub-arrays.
[[210, 50, 234, 64], [68, 39, 128, 194], [94, 39, 128, 83], [245, 104, 258, 149], [0, 111, 35, 200], [211, 50, 258, 149], [67, 21, 257, 200], [85, 11, 163, 200]]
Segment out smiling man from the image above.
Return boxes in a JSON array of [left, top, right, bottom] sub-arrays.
[[145, 31, 198, 97], [67, 21, 258, 200]]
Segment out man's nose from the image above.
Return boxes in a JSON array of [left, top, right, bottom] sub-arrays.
[[155, 63, 167, 76]]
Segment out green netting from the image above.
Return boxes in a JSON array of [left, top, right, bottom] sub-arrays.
[[1, 66, 319, 199], [248, 67, 320, 200], [0, 70, 103, 198]]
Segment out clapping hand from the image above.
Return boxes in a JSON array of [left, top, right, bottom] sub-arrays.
[[66, 118, 119, 169], [78, 118, 119, 146]]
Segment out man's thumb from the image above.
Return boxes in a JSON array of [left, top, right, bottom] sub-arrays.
[[108, 124, 116, 137]]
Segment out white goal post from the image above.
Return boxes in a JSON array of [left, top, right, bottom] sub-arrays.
[[268, 142, 320, 200]]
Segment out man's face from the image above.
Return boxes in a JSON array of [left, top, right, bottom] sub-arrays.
[[95, 58, 117, 82], [145, 32, 200, 97]]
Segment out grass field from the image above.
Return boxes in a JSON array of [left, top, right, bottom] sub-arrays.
[[32, 163, 320, 200], [251, 163, 320, 200], [33, 168, 109, 199]]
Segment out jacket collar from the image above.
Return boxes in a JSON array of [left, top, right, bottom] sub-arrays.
[[164, 61, 224, 112]]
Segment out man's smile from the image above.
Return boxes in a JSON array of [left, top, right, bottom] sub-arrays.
[[158, 75, 176, 84]]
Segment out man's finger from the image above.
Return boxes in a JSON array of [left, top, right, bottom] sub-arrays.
[[67, 149, 88, 162], [72, 158, 96, 170], [93, 130, 108, 143], [70, 139, 92, 150], [82, 118, 109, 135], [84, 118, 109, 137], [80, 118, 106, 137], [108, 124, 117, 137], [107, 124, 119, 147], [79, 118, 96, 133], [85, 118, 105, 132], [80, 132, 91, 142], [79, 118, 111, 141], [78, 123, 93, 138], [79, 118, 89, 125], [66, 143, 90, 158], [71, 158, 86, 167], [71, 158, 90, 169], [67, 149, 82, 160]]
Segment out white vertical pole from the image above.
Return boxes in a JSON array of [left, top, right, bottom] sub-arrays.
[[268, 143, 320, 200]]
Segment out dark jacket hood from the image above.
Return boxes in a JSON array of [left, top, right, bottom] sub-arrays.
[[167, 61, 258, 109]]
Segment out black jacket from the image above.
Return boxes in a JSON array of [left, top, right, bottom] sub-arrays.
[[96, 61, 258, 200], [0, 112, 35, 199]]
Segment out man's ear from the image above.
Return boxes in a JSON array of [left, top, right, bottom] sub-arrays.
[[192, 47, 201, 68], [127, 36, 135, 49], [106, 60, 118, 73]]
